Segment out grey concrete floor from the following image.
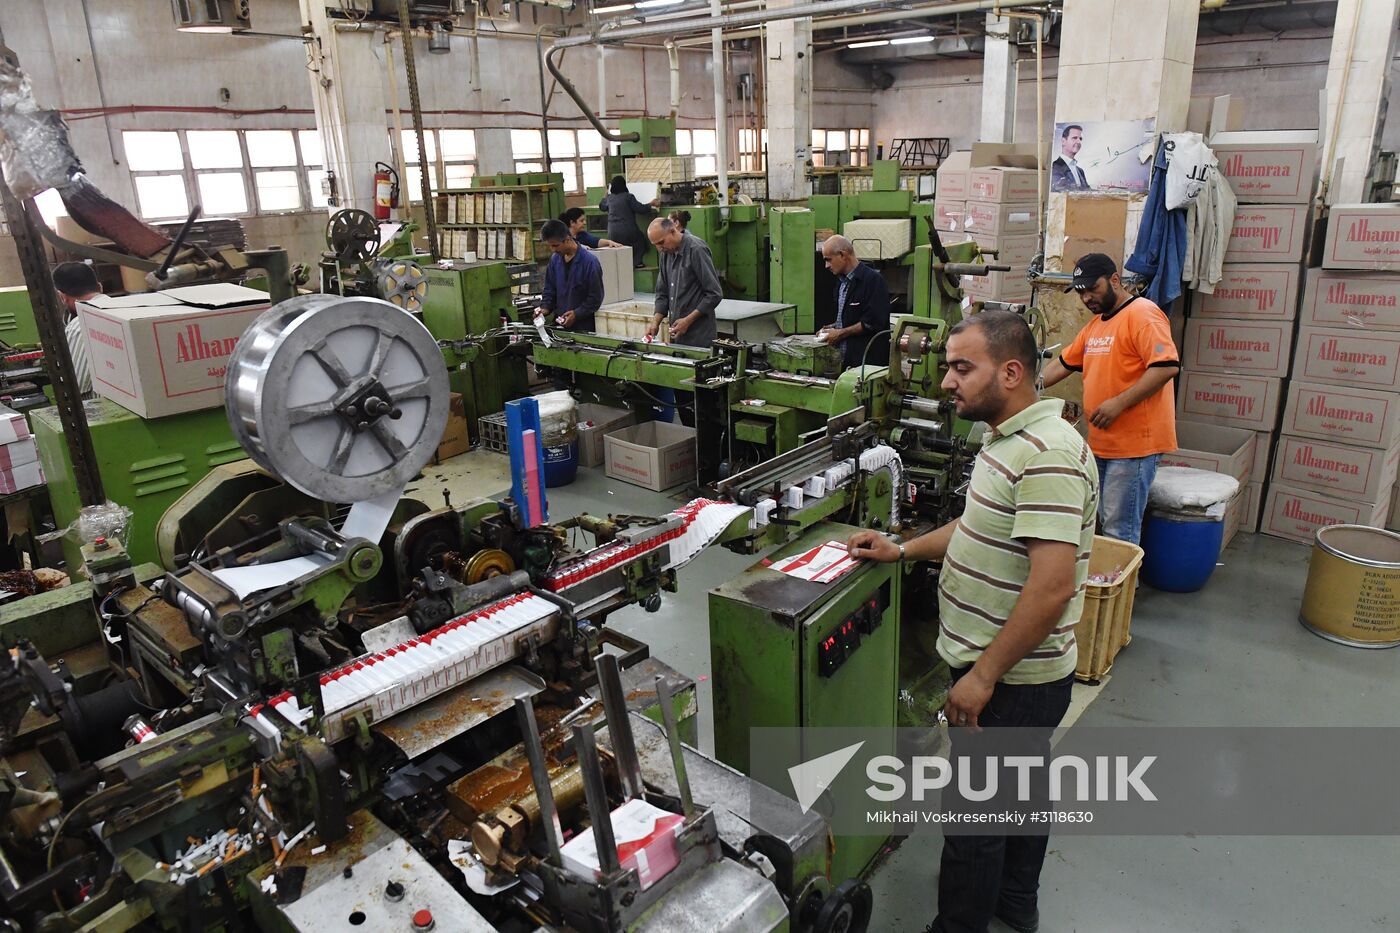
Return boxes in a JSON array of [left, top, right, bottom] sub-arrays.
[[451, 452, 1400, 933]]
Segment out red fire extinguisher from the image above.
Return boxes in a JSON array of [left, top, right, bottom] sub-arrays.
[[374, 161, 399, 221]]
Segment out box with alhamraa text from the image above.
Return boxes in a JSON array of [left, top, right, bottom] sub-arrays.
[[1175, 370, 1282, 432], [1322, 204, 1400, 271], [1281, 380, 1400, 451], [1222, 204, 1309, 263], [75, 283, 270, 419], [1193, 263, 1300, 321], [1183, 318, 1293, 377], [1292, 326, 1400, 392], [1262, 482, 1391, 545], [1301, 269, 1400, 329], [1271, 434, 1400, 503]]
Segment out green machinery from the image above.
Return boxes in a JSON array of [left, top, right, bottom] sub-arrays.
[[421, 260, 529, 432], [0, 286, 40, 347], [0, 294, 876, 932], [32, 399, 245, 572], [711, 522, 900, 882]]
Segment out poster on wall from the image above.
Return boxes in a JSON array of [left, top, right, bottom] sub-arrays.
[[1051, 119, 1156, 193]]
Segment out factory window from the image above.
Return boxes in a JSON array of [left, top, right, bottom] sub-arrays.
[[737, 128, 767, 172], [810, 129, 870, 168], [678, 128, 718, 176], [398, 128, 478, 201], [532, 128, 606, 194], [122, 129, 330, 220]]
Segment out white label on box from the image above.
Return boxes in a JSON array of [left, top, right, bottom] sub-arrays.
[[1195, 264, 1299, 320], [1294, 327, 1400, 391], [1302, 269, 1400, 329]]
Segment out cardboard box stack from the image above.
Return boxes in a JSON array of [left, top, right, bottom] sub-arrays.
[[1178, 129, 1320, 541], [956, 145, 1041, 303], [1263, 202, 1400, 542], [0, 406, 41, 495]]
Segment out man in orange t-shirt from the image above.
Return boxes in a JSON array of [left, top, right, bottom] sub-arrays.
[[1042, 253, 1179, 544]]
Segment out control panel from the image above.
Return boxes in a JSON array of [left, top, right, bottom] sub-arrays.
[[818, 580, 891, 677]]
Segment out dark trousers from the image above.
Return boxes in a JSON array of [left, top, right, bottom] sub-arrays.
[[931, 667, 1074, 933]]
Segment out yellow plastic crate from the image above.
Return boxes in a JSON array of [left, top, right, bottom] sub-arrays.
[[1075, 535, 1144, 684]]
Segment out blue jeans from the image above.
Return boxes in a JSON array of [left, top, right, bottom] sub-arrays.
[[930, 668, 1075, 933], [1097, 454, 1159, 545]]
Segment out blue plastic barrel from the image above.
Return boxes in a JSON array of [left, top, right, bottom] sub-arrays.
[[542, 439, 579, 487], [1139, 511, 1224, 592]]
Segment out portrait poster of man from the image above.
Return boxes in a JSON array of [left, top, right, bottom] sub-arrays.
[[1051, 119, 1156, 193]]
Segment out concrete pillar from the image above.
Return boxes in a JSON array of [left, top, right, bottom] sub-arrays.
[[979, 12, 1019, 144], [40, 0, 133, 204], [1038, 0, 1200, 410], [300, 1, 391, 212], [1322, 0, 1400, 204], [764, 0, 812, 202]]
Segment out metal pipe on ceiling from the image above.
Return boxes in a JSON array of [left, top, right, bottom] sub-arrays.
[[672, 0, 1048, 47]]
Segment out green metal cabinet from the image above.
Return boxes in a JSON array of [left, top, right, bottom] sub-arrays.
[[709, 522, 900, 881], [32, 400, 245, 573], [768, 208, 816, 334], [0, 286, 40, 347], [421, 263, 527, 430]]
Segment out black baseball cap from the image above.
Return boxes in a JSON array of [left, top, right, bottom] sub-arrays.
[[1066, 253, 1117, 292]]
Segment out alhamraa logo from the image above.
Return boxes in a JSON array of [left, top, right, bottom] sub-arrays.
[[1317, 340, 1388, 367], [1283, 498, 1341, 527], [1347, 219, 1400, 244], [1224, 155, 1291, 177], [1326, 282, 1398, 308], [1292, 444, 1361, 477], [1207, 329, 1271, 353], [1194, 389, 1255, 417], [1305, 394, 1375, 423], [1232, 225, 1282, 250], [1215, 287, 1278, 312], [174, 324, 239, 364]]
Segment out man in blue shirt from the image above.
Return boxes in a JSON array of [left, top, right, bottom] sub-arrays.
[[817, 234, 892, 369], [560, 207, 620, 250], [536, 219, 604, 333]]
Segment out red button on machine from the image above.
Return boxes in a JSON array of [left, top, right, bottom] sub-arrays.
[[412, 909, 435, 930]]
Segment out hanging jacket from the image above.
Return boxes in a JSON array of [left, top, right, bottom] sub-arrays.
[[1184, 162, 1236, 295], [1125, 139, 1188, 312]]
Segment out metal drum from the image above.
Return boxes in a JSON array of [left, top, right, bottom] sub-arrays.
[[1300, 524, 1400, 649], [225, 293, 449, 503]]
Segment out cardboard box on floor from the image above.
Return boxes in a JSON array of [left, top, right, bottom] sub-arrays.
[[577, 402, 637, 468], [1220, 480, 1265, 550], [1262, 482, 1391, 545], [1161, 420, 1257, 486], [436, 392, 470, 462], [76, 283, 271, 419], [1272, 433, 1400, 503], [1062, 197, 1128, 271], [604, 421, 696, 491], [1251, 430, 1274, 484]]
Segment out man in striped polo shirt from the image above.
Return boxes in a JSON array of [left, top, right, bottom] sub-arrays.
[[849, 310, 1097, 933]]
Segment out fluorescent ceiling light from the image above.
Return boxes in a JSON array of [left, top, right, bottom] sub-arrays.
[[635, 0, 684, 7], [847, 39, 889, 49], [890, 35, 935, 45], [594, 2, 635, 10]]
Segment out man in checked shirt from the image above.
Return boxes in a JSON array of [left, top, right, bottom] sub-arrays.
[[849, 310, 1099, 933]]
